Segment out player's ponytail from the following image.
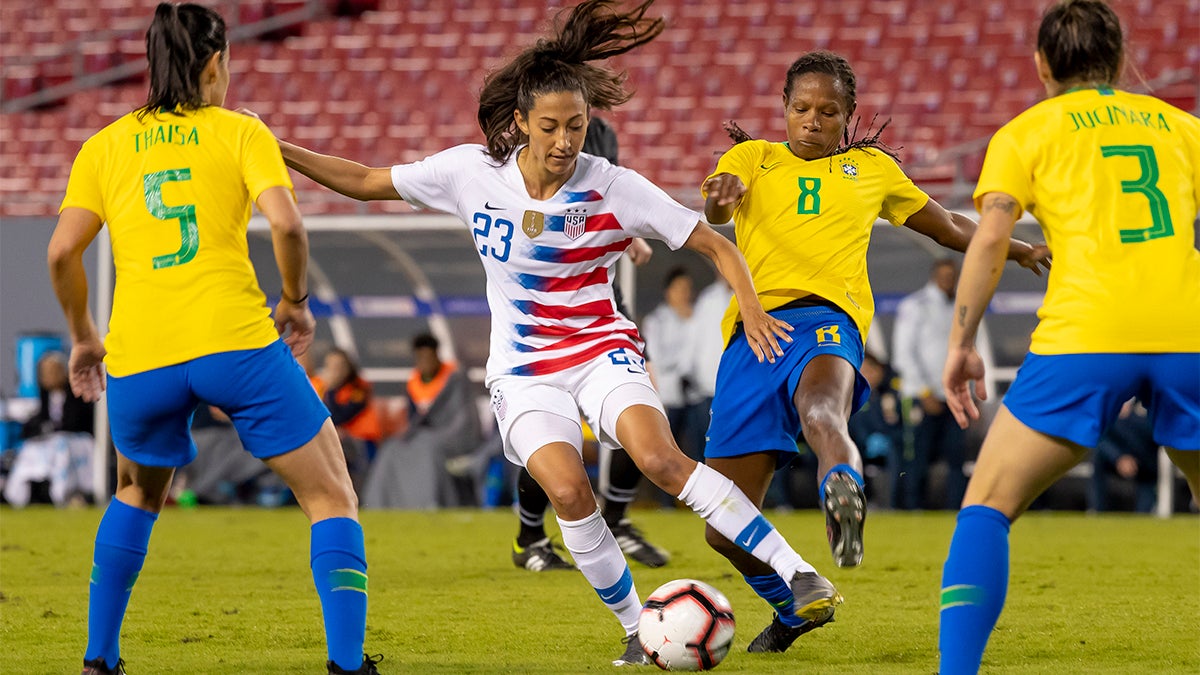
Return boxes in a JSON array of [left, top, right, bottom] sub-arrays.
[[1037, 0, 1122, 87], [139, 2, 227, 120], [478, 0, 664, 163]]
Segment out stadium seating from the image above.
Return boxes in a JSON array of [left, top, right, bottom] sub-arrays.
[[2, 0, 1195, 216]]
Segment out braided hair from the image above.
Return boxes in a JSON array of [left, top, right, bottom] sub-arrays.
[[477, 0, 664, 163], [724, 51, 901, 161]]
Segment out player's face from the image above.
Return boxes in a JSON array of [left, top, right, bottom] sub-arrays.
[[783, 72, 853, 160], [515, 90, 588, 177]]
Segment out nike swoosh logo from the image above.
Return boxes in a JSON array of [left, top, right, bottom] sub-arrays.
[[740, 528, 759, 547], [760, 163, 781, 171], [599, 587, 624, 602], [484, 201, 504, 210]]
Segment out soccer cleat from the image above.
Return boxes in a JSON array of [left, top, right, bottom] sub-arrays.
[[82, 658, 126, 675], [512, 537, 575, 572], [746, 611, 835, 653], [788, 571, 843, 624], [613, 632, 649, 666], [327, 653, 383, 674], [823, 471, 866, 567], [610, 519, 670, 568]]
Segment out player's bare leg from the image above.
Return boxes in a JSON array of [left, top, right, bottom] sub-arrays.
[[1164, 448, 1200, 501], [793, 355, 865, 567]]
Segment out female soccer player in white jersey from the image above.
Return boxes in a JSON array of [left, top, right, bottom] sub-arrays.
[[257, 0, 842, 664], [938, 1, 1200, 672], [51, 4, 378, 674]]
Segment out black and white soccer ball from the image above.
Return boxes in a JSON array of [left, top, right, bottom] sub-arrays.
[[638, 579, 736, 671]]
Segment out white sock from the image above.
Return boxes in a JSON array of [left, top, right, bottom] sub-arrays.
[[558, 509, 642, 635], [678, 463, 816, 579]]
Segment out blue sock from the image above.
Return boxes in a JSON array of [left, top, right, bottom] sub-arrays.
[[85, 499, 158, 669], [744, 573, 805, 628], [939, 505, 1011, 675], [819, 463, 864, 499], [311, 517, 368, 671]]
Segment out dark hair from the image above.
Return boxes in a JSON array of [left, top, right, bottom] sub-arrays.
[[1037, 0, 1123, 86], [138, 2, 227, 120], [325, 347, 361, 382], [412, 333, 440, 352], [477, 0, 664, 163], [663, 265, 691, 289], [723, 51, 900, 161]]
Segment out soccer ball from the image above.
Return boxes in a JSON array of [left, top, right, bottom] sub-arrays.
[[638, 579, 736, 671]]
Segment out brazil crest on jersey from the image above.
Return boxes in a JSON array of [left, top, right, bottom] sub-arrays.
[[704, 139, 929, 343], [61, 106, 293, 376], [975, 87, 1200, 354]]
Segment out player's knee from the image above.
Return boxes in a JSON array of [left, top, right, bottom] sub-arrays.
[[544, 479, 596, 519], [636, 447, 691, 494], [799, 404, 846, 440]]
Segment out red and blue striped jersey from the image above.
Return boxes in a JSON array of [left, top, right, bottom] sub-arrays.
[[391, 144, 700, 382]]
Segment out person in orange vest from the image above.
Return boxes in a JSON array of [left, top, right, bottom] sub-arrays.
[[363, 334, 481, 508], [312, 348, 380, 493]]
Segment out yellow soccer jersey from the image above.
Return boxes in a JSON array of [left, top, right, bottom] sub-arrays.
[[704, 139, 929, 342], [61, 106, 293, 376], [975, 88, 1200, 354]]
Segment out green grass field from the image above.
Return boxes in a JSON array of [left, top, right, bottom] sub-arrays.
[[2, 507, 1197, 674]]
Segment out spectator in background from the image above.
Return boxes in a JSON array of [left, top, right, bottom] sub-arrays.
[[5, 351, 95, 507], [1090, 399, 1159, 513], [363, 333, 480, 508], [891, 259, 966, 510], [848, 353, 904, 507], [642, 266, 702, 458], [178, 405, 274, 505], [688, 276, 733, 456], [312, 348, 380, 493]]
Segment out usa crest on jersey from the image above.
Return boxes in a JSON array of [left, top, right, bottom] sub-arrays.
[[564, 212, 587, 240]]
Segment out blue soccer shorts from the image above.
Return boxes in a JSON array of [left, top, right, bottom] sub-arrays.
[[107, 340, 329, 467], [705, 304, 870, 464], [1003, 352, 1200, 449]]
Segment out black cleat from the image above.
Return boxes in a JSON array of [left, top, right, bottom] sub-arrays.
[[82, 658, 126, 675], [610, 519, 670, 568], [746, 611, 835, 653], [789, 571, 843, 624], [512, 537, 575, 572], [823, 471, 866, 567], [328, 653, 383, 674], [613, 632, 649, 666]]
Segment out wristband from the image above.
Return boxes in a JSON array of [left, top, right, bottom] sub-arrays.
[[280, 289, 309, 304]]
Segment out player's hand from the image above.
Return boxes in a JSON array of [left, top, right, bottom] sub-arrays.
[[274, 299, 315, 357], [235, 107, 262, 122], [1013, 240, 1051, 276], [740, 307, 793, 364], [626, 237, 653, 266], [68, 336, 107, 403], [702, 173, 747, 207], [942, 345, 986, 429]]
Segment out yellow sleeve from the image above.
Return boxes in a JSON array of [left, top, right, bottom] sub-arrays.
[[701, 140, 762, 198], [878, 154, 930, 226], [59, 137, 105, 220], [973, 125, 1032, 217], [240, 118, 294, 202]]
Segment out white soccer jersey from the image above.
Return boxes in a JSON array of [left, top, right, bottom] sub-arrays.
[[391, 144, 700, 383]]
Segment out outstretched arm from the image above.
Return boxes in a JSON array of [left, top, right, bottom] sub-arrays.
[[279, 140, 401, 202], [941, 192, 1020, 428], [904, 199, 1050, 276], [682, 222, 792, 364], [47, 208, 106, 402], [701, 173, 746, 225]]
